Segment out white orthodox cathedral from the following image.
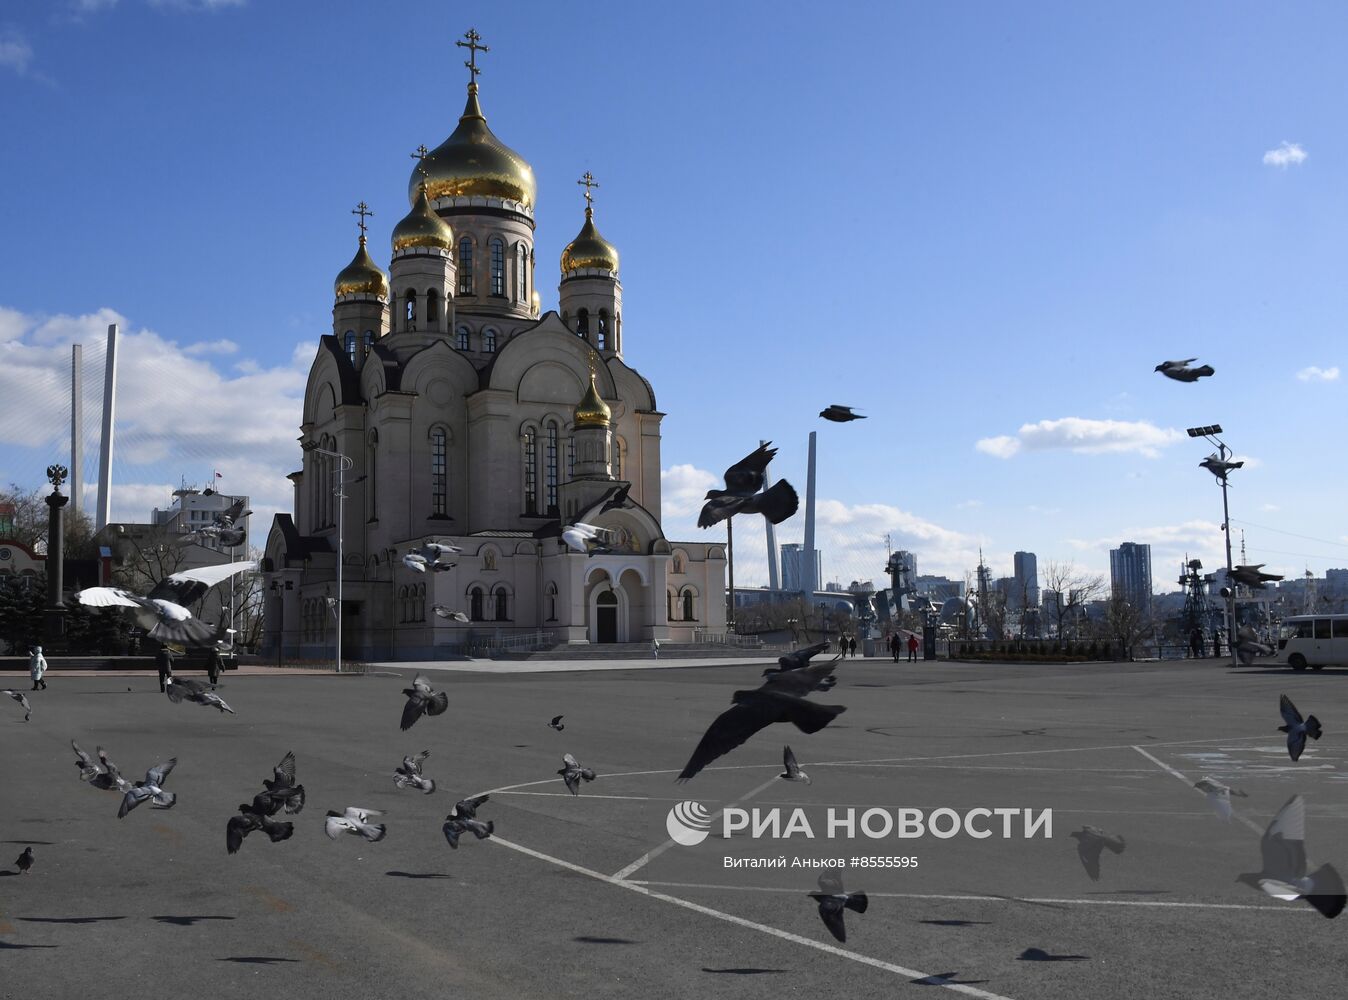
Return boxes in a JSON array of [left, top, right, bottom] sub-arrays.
[[262, 34, 726, 660]]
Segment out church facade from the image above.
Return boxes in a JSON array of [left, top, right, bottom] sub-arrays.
[[262, 36, 725, 661]]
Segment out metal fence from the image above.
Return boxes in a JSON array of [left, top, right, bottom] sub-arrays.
[[692, 629, 765, 649]]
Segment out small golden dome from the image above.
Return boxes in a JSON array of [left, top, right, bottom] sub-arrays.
[[392, 183, 454, 251], [334, 237, 389, 299], [410, 85, 536, 209], [561, 207, 620, 274], [574, 368, 611, 428]]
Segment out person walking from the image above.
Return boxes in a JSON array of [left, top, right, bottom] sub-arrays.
[[207, 645, 224, 686], [889, 633, 901, 662], [1211, 629, 1223, 659], [907, 632, 920, 663], [1188, 627, 1202, 659], [848, 636, 857, 659], [156, 646, 175, 693], [652, 637, 661, 659], [29, 646, 47, 691]]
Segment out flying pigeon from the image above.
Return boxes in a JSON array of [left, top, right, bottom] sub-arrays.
[[1278, 694, 1322, 762], [442, 795, 493, 848], [558, 753, 597, 795], [400, 674, 449, 731], [779, 745, 811, 785], [1199, 454, 1243, 481], [1231, 565, 1284, 589], [178, 498, 251, 548], [2, 689, 31, 722], [698, 444, 799, 528], [75, 561, 257, 645], [325, 806, 387, 842], [404, 542, 460, 573], [561, 522, 614, 556], [574, 483, 634, 524], [118, 758, 178, 818], [819, 405, 866, 422], [1154, 358, 1215, 382], [432, 605, 470, 622], [253, 751, 305, 815], [393, 749, 436, 794], [1237, 795, 1345, 918], [548, 715, 565, 731], [15, 847, 34, 874], [166, 677, 234, 714], [226, 802, 294, 854], [1235, 626, 1275, 665], [677, 687, 846, 782], [1070, 826, 1126, 881], [71, 741, 130, 792], [1194, 777, 1248, 821], [759, 661, 838, 696], [765, 640, 833, 675], [809, 872, 867, 942]]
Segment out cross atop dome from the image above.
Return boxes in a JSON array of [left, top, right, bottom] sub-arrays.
[[351, 201, 373, 241], [578, 171, 599, 212], [457, 28, 488, 84]]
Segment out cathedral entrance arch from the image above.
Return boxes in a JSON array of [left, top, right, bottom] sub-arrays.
[[596, 590, 618, 644], [587, 579, 628, 644]]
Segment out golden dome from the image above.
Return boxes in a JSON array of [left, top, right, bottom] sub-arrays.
[[574, 368, 611, 428], [560, 207, 620, 274], [410, 85, 536, 209], [334, 237, 389, 298], [392, 183, 454, 251]]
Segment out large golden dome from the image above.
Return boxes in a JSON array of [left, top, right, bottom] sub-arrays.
[[410, 85, 536, 209], [334, 237, 389, 298], [561, 208, 619, 274], [392, 182, 454, 251], [574, 368, 612, 428]]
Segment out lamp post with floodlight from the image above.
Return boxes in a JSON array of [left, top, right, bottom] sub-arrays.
[[1187, 425, 1239, 667], [304, 444, 353, 673]]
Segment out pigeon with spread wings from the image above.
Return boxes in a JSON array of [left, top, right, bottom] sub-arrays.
[[118, 758, 177, 818], [400, 675, 449, 731], [809, 872, 867, 942], [1070, 826, 1126, 880], [1278, 694, 1322, 762], [75, 561, 256, 646], [1237, 794, 1345, 918], [393, 749, 436, 794], [166, 677, 234, 714], [1154, 358, 1215, 382], [71, 741, 130, 792], [678, 686, 846, 782], [558, 753, 597, 795], [442, 795, 493, 848], [697, 443, 799, 529], [819, 405, 866, 422], [3, 689, 31, 722]]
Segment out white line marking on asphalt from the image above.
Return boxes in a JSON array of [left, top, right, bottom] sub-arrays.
[[624, 880, 1317, 912], [489, 835, 1020, 1000], [611, 775, 781, 881], [1132, 746, 1266, 835]]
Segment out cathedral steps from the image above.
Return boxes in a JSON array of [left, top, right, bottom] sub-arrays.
[[493, 642, 779, 661]]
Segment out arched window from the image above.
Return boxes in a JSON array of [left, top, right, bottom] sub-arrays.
[[367, 430, 378, 521], [344, 331, 356, 362], [545, 422, 559, 514], [469, 586, 484, 621], [363, 331, 374, 356], [483, 328, 497, 353], [490, 238, 505, 296], [566, 437, 575, 480], [415, 583, 426, 623], [545, 582, 557, 621], [683, 591, 695, 622], [493, 586, 509, 622], [404, 290, 417, 330], [597, 311, 608, 350], [523, 429, 537, 514], [398, 585, 409, 624], [667, 590, 674, 621], [516, 243, 527, 302], [576, 308, 589, 340], [612, 438, 623, 480], [426, 288, 439, 324], [430, 427, 447, 516], [458, 238, 474, 295], [614, 314, 621, 353], [456, 326, 470, 351]]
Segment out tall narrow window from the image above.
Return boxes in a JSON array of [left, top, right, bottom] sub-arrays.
[[458, 238, 474, 295], [667, 591, 674, 621], [398, 585, 409, 624], [404, 290, 417, 330], [613, 438, 622, 480], [494, 587, 509, 621], [566, 437, 575, 480], [363, 331, 374, 356], [546, 582, 557, 621], [545, 422, 559, 513], [469, 587, 484, 621], [426, 289, 439, 324], [576, 309, 589, 340], [430, 427, 447, 516], [344, 331, 356, 362], [483, 328, 497, 353], [456, 326, 470, 351], [597, 311, 608, 350], [523, 429, 537, 514], [516, 244, 527, 301], [490, 238, 505, 296], [683, 591, 694, 621]]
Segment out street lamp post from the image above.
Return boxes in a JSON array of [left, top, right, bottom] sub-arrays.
[[1187, 424, 1239, 668], [308, 446, 353, 673]]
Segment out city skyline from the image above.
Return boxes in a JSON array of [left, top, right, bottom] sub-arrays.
[[3, 2, 1348, 592]]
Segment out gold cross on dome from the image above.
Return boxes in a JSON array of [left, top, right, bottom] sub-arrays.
[[577, 171, 599, 210], [410, 145, 431, 182], [351, 201, 373, 239], [457, 28, 488, 81]]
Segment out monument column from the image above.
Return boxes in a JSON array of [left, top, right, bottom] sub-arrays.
[[44, 463, 70, 647]]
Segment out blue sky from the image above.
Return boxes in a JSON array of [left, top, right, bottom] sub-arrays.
[[1, 0, 1346, 592]]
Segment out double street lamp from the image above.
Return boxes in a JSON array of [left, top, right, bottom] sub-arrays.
[[304, 444, 353, 674], [1187, 424, 1239, 667]]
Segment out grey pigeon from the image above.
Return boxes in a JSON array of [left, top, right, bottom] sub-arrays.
[[118, 758, 177, 818], [573, 483, 633, 525], [808, 872, 867, 942], [443, 795, 493, 848], [1194, 777, 1248, 821], [759, 661, 838, 696], [1278, 694, 1322, 762], [166, 676, 234, 714], [779, 745, 811, 785], [548, 715, 565, 731], [400, 675, 449, 731], [393, 749, 436, 794], [15, 847, 33, 874], [404, 541, 460, 573], [698, 443, 799, 528], [3, 689, 31, 722], [1155, 358, 1215, 382], [819, 404, 866, 422], [432, 605, 470, 622], [765, 640, 832, 675], [561, 522, 614, 556], [1070, 826, 1126, 880], [1232, 564, 1284, 589], [1235, 625, 1275, 665], [226, 802, 294, 854], [1237, 795, 1345, 918], [1199, 453, 1243, 481], [75, 560, 255, 645], [71, 741, 130, 792], [325, 806, 387, 842], [254, 751, 305, 815], [558, 753, 597, 795], [678, 688, 846, 782]]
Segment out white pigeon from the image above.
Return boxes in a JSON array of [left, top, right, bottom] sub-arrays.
[[1237, 795, 1345, 918], [1193, 777, 1247, 821], [2, 689, 31, 722], [119, 758, 178, 818], [561, 522, 612, 556], [779, 745, 812, 785], [325, 806, 387, 842], [403, 542, 460, 573], [76, 561, 257, 645], [432, 605, 470, 622]]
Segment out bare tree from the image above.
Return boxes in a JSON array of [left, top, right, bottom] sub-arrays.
[[1105, 596, 1153, 660], [0, 483, 98, 558], [982, 584, 1009, 640], [1042, 561, 1105, 639]]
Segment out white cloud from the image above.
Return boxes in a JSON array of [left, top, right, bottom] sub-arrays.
[[0, 30, 33, 75], [976, 417, 1183, 459], [183, 338, 239, 356], [1263, 141, 1308, 168], [1296, 365, 1339, 382]]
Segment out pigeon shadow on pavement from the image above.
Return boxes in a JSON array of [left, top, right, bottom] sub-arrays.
[[385, 871, 452, 879], [1018, 948, 1089, 962], [919, 919, 992, 927], [701, 968, 786, 975], [152, 915, 236, 926], [573, 936, 640, 944], [0, 941, 59, 949], [219, 957, 301, 964], [18, 916, 126, 924], [912, 972, 991, 986]]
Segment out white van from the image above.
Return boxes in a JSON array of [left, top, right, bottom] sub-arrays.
[[1276, 614, 1348, 671]]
